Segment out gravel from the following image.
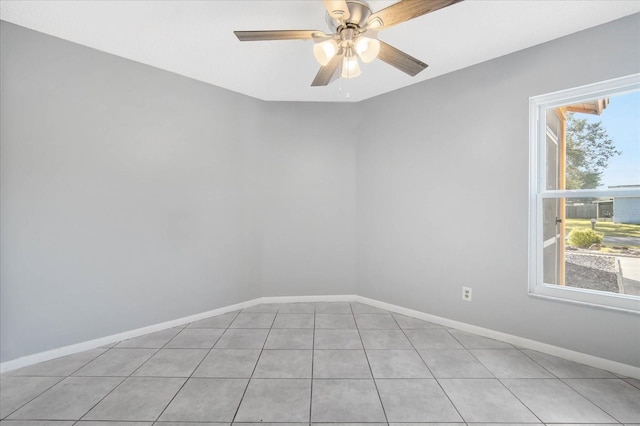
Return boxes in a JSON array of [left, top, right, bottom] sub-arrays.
[[565, 252, 619, 293]]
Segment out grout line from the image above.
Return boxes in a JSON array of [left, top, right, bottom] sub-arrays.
[[153, 310, 241, 422], [11, 345, 549, 354], [68, 329, 190, 422], [74, 375, 128, 422], [309, 306, 316, 422], [65, 346, 113, 377], [448, 331, 545, 425], [1, 343, 112, 419], [447, 330, 546, 424], [230, 306, 278, 422], [76, 326, 198, 421], [4, 303, 630, 424], [0, 375, 66, 420], [10, 374, 592, 380], [392, 312, 466, 423], [623, 377, 640, 390], [350, 302, 389, 424], [444, 329, 497, 380], [128, 329, 184, 375], [560, 377, 627, 423], [516, 346, 561, 379], [494, 375, 547, 424]]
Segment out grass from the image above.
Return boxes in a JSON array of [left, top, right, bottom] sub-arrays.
[[564, 218, 640, 250], [564, 218, 640, 238]]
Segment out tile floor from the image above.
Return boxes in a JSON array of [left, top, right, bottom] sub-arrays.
[[1, 301, 639, 425]]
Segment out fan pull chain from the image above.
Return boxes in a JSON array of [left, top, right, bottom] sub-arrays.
[[338, 77, 351, 100]]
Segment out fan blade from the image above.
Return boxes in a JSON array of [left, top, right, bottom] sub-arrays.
[[377, 41, 427, 76], [368, 0, 462, 30], [323, 0, 351, 22], [311, 52, 344, 86], [234, 30, 326, 41]]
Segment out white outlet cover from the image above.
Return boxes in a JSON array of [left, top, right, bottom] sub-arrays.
[[462, 287, 472, 301]]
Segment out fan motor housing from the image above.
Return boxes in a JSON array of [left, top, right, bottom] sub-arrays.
[[326, 0, 372, 31]]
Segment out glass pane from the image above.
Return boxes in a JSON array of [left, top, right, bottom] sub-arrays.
[[545, 91, 640, 191], [543, 198, 560, 241], [542, 198, 561, 285], [546, 134, 558, 191], [543, 196, 640, 296]]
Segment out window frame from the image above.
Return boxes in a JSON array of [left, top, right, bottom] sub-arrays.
[[528, 74, 640, 314]]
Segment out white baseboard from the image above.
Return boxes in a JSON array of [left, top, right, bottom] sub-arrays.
[[0, 298, 262, 373], [260, 294, 358, 303], [355, 295, 640, 380], [0, 295, 356, 373], [2, 294, 638, 379]]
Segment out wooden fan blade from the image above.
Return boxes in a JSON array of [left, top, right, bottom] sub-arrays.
[[234, 30, 326, 41], [368, 0, 462, 30], [311, 53, 344, 86], [323, 0, 351, 22], [377, 40, 428, 76]]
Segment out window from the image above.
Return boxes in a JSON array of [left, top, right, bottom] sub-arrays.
[[529, 74, 640, 313]]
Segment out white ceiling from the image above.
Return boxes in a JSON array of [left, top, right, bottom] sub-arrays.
[[1, 0, 639, 102]]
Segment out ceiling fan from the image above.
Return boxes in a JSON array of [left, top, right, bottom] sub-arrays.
[[234, 0, 462, 86]]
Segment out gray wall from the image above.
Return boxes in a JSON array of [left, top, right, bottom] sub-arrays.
[[257, 104, 357, 297], [2, 14, 639, 367], [0, 21, 260, 362], [0, 21, 357, 362], [356, 13, 640, 367]]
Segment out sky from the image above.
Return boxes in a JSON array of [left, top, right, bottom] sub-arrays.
[[574, 91, 640, 189]]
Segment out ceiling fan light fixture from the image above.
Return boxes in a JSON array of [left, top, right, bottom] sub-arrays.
[[313, 39, 339, 66], [354, 36, 380, 63], [341, 50, 361, 79], [235, 0, 461, 86]]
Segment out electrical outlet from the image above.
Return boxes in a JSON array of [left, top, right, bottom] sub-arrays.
[[462, 287, 472, 301]]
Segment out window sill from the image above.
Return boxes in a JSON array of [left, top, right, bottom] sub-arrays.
[[529, 284, 640, 315]]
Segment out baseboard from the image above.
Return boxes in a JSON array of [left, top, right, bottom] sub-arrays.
[[0, 295, 357, 373], [0, 298, 262, 373], [260, 294, 359, 303], [2, 294, 638, 379], [355, 295, 640, 380]]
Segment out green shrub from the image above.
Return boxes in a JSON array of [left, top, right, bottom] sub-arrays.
[[568, 228, 603, 248]]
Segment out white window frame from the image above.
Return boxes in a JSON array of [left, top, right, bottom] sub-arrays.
[[529, 74, 640, 314]]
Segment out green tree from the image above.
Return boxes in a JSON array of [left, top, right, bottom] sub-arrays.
[[565, 112, 620, 189]]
